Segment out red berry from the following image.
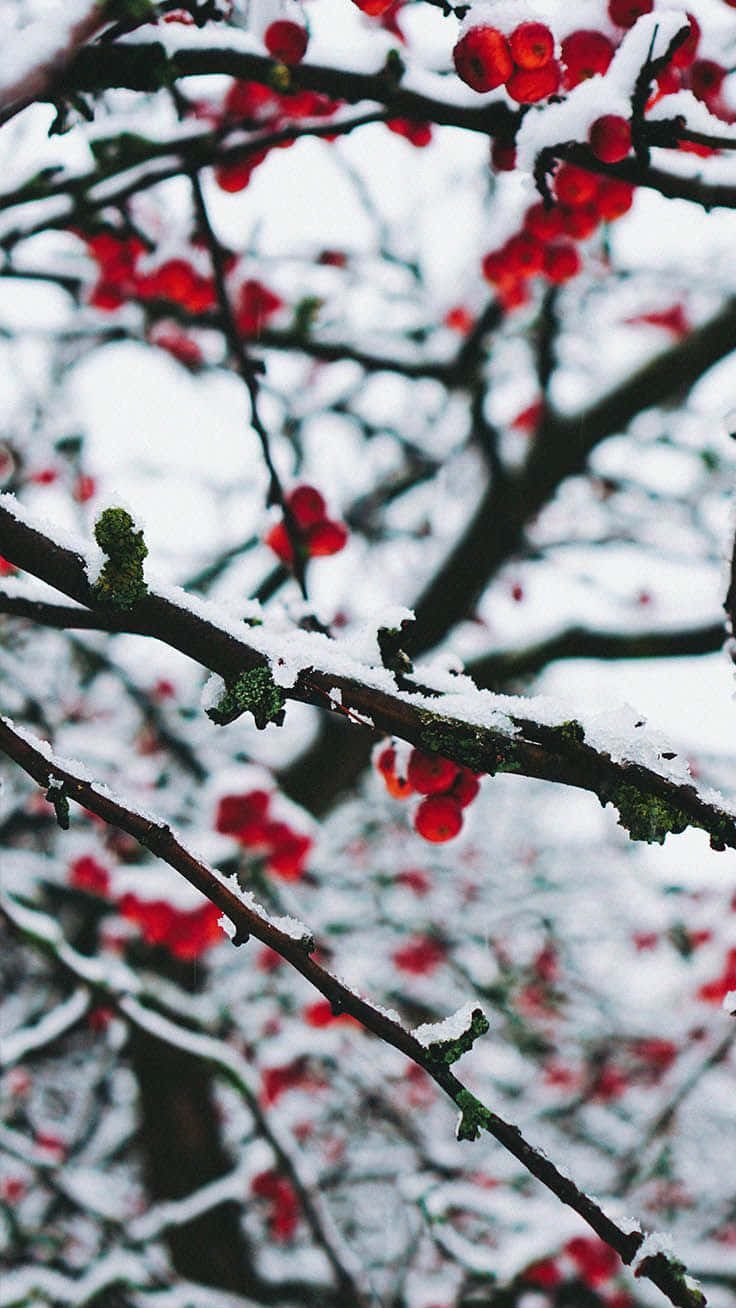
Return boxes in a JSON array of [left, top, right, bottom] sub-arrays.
[[525, 1259, 563, 1287], [688, 59, 726, 105], [509, 22, 555, 70], [385, 771, 414, 799], [504, 233, 545, 277], [214, 152, 268, 193], [561, 30, 615, 89], [608, 0, 653, 28], [498, 278, 530, 311], [555, 164, 599, 207], [306, 519, 348, 556], [453, 27, 513, 93], [414, 795, 463, 842], [543, 243, 582, 283], [73, 474, 96, 504], [449, 767, 481, 808], [287, 484, 326, 528], [589, 114, 632, 163], [265, 520, 294, 563], [216, 790, 270, 836], [671, 13, 700, 68], [236, 279, 283, 336], [387, 118, 432, 147], [266, 828, 311, 880], [264, 20, 308, 65], [407, 750, 460, 794], [444, 305, 474, 333], [560, 203, 599, 240], [596, 177, 635, 220], [506, 59, 561, 103], [510, 400, 543, 431], [481, 248, 514, 286], [351, 0, 395, 13], [565, 1236, 620, 1285], [377, 746, 414, 798], [318, 249, 347, 267], [69, 856, 110, 896], [393, 935, 446, 973], [1, 1177, 26, 1203], [151, 328, 203, 368], [524, 202, 564, 241], [654, 65, 682, 101]]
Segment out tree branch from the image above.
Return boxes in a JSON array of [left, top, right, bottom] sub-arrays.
[[467, 620, 727, 687], [1, 494, 735, 851], [50, 41, 736, 210], [0, 716, 710, 1308]]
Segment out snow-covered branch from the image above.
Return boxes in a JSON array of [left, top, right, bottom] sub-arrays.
[[0, 715, 711, 1308], [2, 494, 735, 851]]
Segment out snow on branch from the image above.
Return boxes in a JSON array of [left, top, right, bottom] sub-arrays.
[[2, 493, 736, 852], [0, 714, 710, 1308], [0, 2, 109, 128], [41, 39, 736, 210]]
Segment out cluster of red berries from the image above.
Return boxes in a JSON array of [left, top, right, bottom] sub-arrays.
[[215, 788, 313, 879], [68, 854, 225, 960], [212, 79, 341, 193], [260, 1057, 324, 1105], [376, 744, 482, 842], [251, 1170, 301, 1241], [697, 946, 736, 1004], [481, 163, 634, 308], [118, 893, 223, 960], [65, 789, 312, 957], [82, 234, 217, 315], [452, 6, 711, 103], [265, 484, 348, 564], [525, 1236, 623, 1296], [454, 20, 561, 103], [22, 464, 97, 503], [80, 230, 284, 347]]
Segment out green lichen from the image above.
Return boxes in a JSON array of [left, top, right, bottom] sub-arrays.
[[634, 1253, 705, 1307], [207, 666, 286, 730], [426, 1008, 489, 1067], [416, 711, 489, 774], [555, 719, 585, 746], [92, 508, 147, 611], [416, 710, 521, 777], [455, 1089, 492, 1143], [293, 296, 323, 337], [611, 783, 690, 845], [269, 62, 291, 92]]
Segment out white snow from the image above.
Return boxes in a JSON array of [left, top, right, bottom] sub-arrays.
[[413, 1001, 483, 1048], [632, 1228, 676, 1269]]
